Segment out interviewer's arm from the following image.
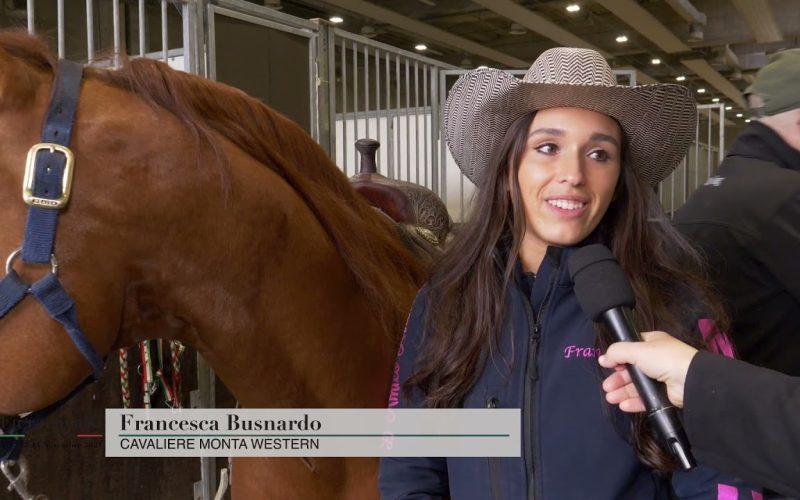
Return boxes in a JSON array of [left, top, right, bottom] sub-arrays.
[[682, 351, 800, 497]]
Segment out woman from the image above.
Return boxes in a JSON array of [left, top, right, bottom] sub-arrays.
[[379, 48, 760, 499]]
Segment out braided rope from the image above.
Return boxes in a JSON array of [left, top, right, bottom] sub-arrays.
[[118, 348, 131, 408], [170, 340, 185, 408]]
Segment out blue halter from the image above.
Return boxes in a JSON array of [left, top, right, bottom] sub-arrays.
[[0, 60, 105, 461]]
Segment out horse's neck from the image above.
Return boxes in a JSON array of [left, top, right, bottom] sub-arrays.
[[124, 141, 398, 409]]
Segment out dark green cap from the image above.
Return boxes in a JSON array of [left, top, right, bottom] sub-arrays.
[[745, 48, 800, 116]]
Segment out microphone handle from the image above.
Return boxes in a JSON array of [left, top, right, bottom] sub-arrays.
[[601, 308, 697, 471]]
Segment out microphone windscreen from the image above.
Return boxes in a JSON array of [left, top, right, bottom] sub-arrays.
[[567, 244, 635, 321]]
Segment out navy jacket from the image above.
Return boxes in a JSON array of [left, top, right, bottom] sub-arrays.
[[380, 246, 761, 499]]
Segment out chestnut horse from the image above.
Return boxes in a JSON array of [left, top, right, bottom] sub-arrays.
[[0, 31, 425, 498]]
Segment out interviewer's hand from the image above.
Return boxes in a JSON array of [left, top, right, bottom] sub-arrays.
[[598, 331, 698, 412]]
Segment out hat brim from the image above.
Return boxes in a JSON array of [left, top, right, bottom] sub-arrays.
[[443, 68, 697, 187]]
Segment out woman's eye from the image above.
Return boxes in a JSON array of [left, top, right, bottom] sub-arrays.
[[535, 143, 558, 155], [589, 149, 610, 161]]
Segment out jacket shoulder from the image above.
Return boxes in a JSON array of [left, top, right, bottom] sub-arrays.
[[674, 156, 800, 232]]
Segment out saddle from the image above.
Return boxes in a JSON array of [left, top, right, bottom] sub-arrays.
[[349, 139, 452, 255]]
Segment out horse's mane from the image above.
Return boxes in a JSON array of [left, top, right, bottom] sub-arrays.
[[0, 30, 425, 335]]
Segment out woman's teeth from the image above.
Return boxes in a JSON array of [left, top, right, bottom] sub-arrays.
[[547, 199, 586, 210]]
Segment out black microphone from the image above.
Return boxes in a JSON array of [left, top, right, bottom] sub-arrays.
[[568, 244, 696, 471]]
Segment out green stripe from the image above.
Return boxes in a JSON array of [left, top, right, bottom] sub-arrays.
[[0, 435, 24, 438]]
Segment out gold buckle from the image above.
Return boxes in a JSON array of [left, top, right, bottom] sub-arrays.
[[22, 143, 75, 210]]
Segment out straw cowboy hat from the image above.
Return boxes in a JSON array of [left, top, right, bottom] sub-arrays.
[[443, 47, 697, 187]]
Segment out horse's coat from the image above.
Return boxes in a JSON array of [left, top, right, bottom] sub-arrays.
[[0, 30, 425, 498]]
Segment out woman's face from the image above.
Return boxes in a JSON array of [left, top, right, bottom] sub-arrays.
[[516, 107, 622, 257]]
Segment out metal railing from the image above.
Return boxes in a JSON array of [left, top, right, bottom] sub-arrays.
[[659, 103, 726, 217], [327, 28, 457, 191]]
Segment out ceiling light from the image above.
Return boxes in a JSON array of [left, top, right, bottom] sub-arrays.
[[329, 16, 343, 24], [725, 106, 732, 110], [566, 4, 581, 13], [712, 97, 720, 102], [651, 58, 661, 65], [675, 75, 686, 81], [697, 88, 706, 93], [415, 44, 427, 51], [615, 35, 628, 43], [736, 113, 743, 117], [745, 119, 751, 122]]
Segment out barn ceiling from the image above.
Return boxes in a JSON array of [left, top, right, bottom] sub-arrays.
[[261, 0, 799, 118]]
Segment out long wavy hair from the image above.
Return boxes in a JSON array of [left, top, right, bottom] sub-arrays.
[[406, 111, 728, 472]]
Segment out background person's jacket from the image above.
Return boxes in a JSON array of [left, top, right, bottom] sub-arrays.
[[379, 246, 760, 500], [685, 350, 800, 498], [674, 121, 800, 376]]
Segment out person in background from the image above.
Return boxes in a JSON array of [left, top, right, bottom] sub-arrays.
[[599, 331, 800, 498], [674, 49, 800, 376]]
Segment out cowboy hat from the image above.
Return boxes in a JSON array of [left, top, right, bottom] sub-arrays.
[[443, 47, 697, 187]]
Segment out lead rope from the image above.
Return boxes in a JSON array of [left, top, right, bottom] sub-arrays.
[[169, 340, 185, 408], [118, 348, 131, 409]]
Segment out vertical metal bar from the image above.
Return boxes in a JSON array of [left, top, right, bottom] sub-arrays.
[[86, 0, 95, 63], [707, 109, 713, 179], [718, 105, 725, 165], [460, 165, 465, 221], [423, 65, 429, 188], [139, 0, 146, 57], [670, 165, 676, 218], [327, 28, 337, 164], [694, 112, 700, 194], [386, 50, 393, 179], [27, 0, 34, 34], [181, 0, 198, 75], [439, 71, 447, 203], [414, 60, 420, 185], [405, 58, 410, 182], [682, 151, 688, 205], [375, 48, 382, 172], [353, 40, 359, 148], [341, 39, 348, 175], [57, 0, 64, 59], [395, 54, 401, 180], [364, 44, 370, 139], [113, 0, 121, 68], [161, 0, 169, 63], [431, 66, 440, 195]]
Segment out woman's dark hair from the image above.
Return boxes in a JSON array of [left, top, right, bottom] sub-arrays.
[[405, 111, 728, 472]]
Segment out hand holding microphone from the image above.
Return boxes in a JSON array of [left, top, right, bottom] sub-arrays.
[[568, 244, 697, 471], [599, 330, 698, 411]]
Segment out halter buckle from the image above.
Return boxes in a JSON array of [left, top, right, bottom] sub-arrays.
[[4, 248, 58, 277], [22, 143, 75, 210]]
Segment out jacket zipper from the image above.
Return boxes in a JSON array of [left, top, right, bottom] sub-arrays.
[[522, 271, 558, 500]]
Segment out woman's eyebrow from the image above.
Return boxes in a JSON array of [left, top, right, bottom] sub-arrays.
[[590, 132, 620, 148], [528, 127, 564, 138]]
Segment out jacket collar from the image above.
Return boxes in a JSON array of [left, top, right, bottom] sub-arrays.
[[728, 121, 800, 172]]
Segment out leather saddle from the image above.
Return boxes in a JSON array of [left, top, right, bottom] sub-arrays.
[[349, 138, 452, 251]]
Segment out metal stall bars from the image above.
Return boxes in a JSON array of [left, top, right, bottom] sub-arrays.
[[658, 103, 726, 217], [436, 69, 639, 223], [322, 28, 457, 187]]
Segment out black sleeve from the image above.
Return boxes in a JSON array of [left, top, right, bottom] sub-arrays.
[[683, 350, 800, 497], [752, 192, 800, 302]]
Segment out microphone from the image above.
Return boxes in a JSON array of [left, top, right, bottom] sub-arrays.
[[568, 244, 696, 471]]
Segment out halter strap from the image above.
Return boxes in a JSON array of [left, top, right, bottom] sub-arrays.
[[0, 60, 105, 460]]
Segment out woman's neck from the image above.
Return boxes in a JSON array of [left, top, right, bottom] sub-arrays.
[[518, 234, 547, 274]]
